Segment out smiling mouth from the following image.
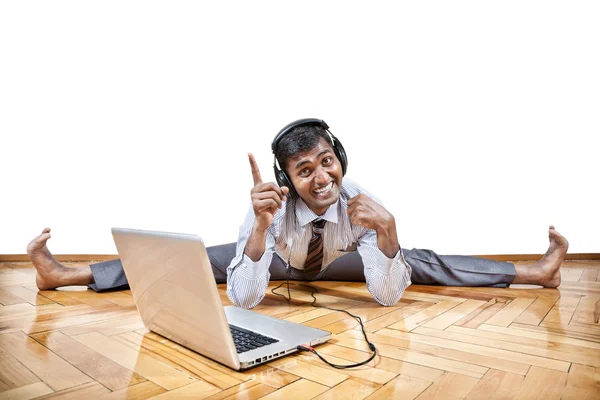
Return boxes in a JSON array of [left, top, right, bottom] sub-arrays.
[[313, 182, 334, 196]]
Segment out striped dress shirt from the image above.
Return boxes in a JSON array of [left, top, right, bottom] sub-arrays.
[[226, 178, 413, 309]]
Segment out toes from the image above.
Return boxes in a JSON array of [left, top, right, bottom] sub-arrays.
[[38, 233, 51, 242], [549, 229, 565, 242], [28, 233, 51, 252], [548, 227, 564, 241]]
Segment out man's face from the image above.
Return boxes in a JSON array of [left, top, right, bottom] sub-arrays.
[[286, 137, 343, 215]]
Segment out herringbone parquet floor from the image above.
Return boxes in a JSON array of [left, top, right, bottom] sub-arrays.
[[0, 260, 598, 399]]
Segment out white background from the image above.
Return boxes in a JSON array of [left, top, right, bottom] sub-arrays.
[[1, 1, 598, 255]]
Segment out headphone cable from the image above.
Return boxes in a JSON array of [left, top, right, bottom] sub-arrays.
[[271, 265, 377, 369]]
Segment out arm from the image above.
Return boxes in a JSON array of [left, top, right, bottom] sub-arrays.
[[226, 153, 289, 309], [244, 222, 270, 262], [372, 210, 400, 258], [357, 228, 412, 306], [348, 194, 412, 306], [226, 206, 277, 309]]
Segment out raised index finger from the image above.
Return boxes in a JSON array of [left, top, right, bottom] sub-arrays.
[[248, 153, 263, 186]]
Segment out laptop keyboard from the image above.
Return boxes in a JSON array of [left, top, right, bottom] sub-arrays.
[[229, 325, 279, 354]]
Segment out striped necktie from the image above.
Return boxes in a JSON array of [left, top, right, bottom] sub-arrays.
[[304, 219, 326, 272]]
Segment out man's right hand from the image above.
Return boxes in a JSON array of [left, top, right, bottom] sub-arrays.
[[248, 153, 289, 230]]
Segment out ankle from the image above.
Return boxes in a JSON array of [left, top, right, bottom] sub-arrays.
[[63, 265, 94, 286], [512, 263, 540, 285]]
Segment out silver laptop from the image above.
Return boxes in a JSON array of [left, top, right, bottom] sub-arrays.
[[111, 227, 331, 370]]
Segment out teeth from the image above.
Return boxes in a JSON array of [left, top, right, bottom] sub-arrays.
[[315, 182, 333, 194]]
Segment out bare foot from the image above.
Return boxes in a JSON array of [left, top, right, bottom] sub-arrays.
[[27, 228, 70, 290], [535, 225, 569, 288]]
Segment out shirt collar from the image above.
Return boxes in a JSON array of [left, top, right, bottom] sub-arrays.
[[295, 198, 340, 227]]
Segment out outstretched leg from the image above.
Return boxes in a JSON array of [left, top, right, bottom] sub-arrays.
[[512, 225, 569, 287], [27, 228, 94, 290]]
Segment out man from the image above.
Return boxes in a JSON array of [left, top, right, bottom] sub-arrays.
[[27, 119, 569, 308]]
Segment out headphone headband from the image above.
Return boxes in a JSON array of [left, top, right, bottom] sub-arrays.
[[271, 118, 330, 154]]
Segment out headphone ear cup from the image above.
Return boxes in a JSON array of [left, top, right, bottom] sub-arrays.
[[280, 171, 298, 199], [274, 167, 298, 199], [331, 136, 348, 176]]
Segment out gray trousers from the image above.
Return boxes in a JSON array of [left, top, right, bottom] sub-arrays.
[[88, 243, 516, 292]]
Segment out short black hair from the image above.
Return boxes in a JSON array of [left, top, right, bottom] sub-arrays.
[[275, 124, 334, 173]]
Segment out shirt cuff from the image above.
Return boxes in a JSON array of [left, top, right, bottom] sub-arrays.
[[236, 253, 272, 280], [370, 246, 403, 276]]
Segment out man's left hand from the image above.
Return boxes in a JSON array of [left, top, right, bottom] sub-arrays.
[[347, 194, 395, 231], [347, 194, 400, 258]]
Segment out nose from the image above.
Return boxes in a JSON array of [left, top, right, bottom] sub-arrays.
[[314, 166, 329, 185]]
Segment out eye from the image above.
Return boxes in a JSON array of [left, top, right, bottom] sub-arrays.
[[299, 168, 310, 177], [322, 157, 333, 166]]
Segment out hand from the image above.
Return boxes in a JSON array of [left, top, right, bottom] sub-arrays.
[[347, 194, 400, 258], [347, 194, 394, 232], [248, 153, 289, 230]]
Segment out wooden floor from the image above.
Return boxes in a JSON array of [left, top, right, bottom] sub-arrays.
[[1, 261, 599, 400]]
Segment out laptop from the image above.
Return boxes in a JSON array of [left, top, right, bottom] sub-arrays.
[[111, 227, 331, 370]]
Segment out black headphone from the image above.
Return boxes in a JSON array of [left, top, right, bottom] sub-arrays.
[[271, 118, 348, 199]]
